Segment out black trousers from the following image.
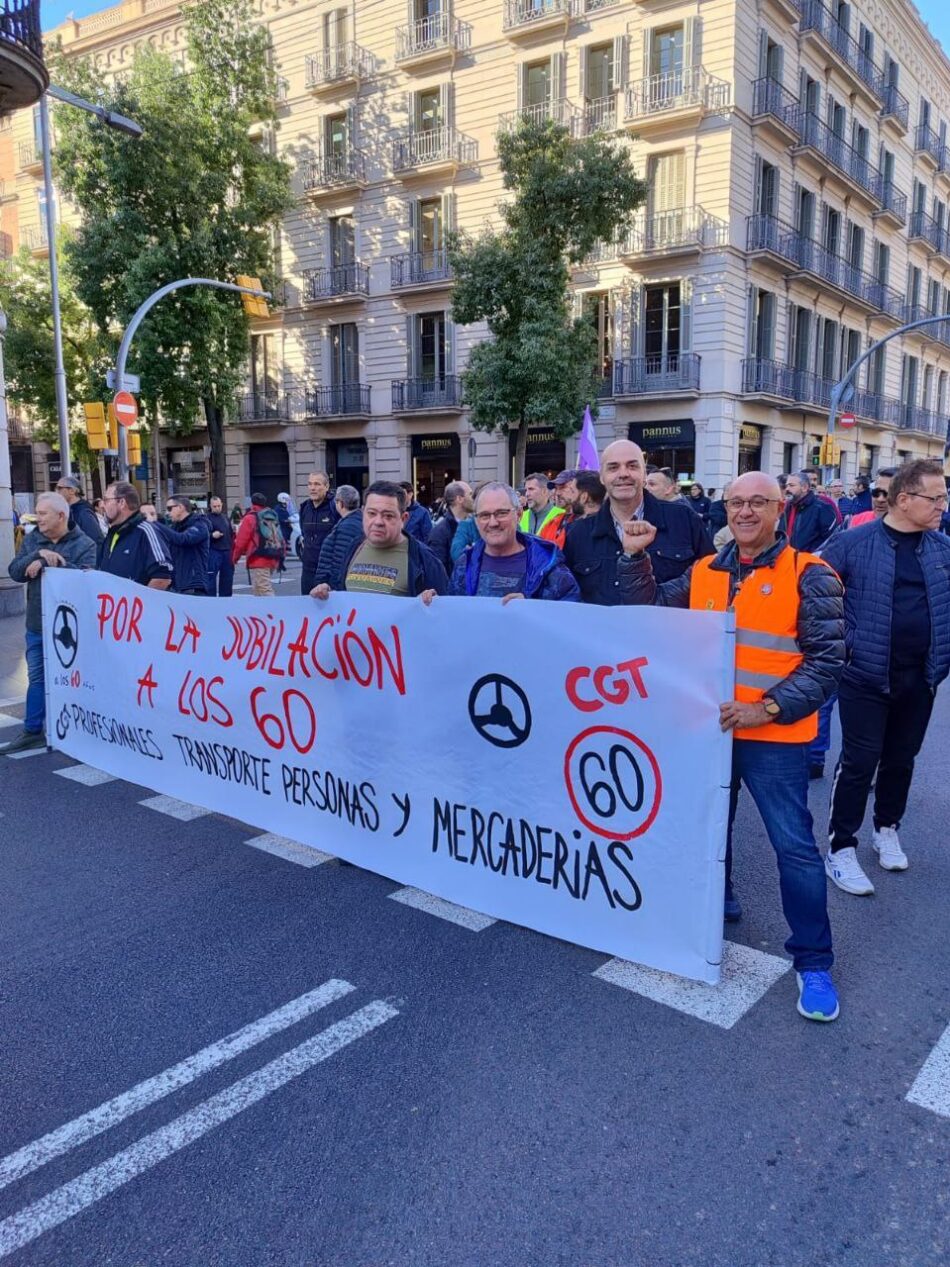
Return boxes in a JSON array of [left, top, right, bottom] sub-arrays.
[[300, 564, 318, 596], [829, 668, 935, 853]]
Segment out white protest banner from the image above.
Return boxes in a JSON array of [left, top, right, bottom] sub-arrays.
[[43, 572, 734, 982]]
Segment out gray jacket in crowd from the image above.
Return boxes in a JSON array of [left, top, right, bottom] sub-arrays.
[[8, 527, 98, 632]]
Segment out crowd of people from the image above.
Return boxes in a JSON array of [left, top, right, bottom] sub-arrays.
[[5, 445, 950, 1027]]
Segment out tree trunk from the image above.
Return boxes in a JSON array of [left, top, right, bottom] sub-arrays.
[[205, 398, 227, 502], [513, 420, 529, 487]]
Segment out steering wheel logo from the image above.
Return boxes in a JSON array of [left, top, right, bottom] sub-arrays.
[[468, 674, 532, 749], [52, 603, 79, 669]]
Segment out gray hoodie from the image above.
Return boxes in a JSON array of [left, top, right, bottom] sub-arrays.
[[8, 527, 97, 632]]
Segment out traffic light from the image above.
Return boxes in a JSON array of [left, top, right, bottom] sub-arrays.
[[127, 429, 142, 468], [106, 404, 119, 451], [819, 437, 841, 466], [809, 444, 822, 467], [83, 402, 107, 450], [236, 275, 269, 319]]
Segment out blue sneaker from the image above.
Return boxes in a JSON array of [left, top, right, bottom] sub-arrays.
[[724, 888, 742, 923], [796, 971, 840, 1022]]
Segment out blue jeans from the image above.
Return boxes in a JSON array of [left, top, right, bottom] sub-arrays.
[[24, 629, 45, 734], [726, 739, 833, 971], [808, 694, 837, 767], [207, 552, 234, 597]]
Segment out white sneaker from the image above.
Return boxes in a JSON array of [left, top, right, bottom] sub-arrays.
[[872, 826, 908, 871], [825, 847, 875, 895]]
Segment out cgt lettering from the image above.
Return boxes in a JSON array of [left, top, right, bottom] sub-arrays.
[[96, 592, 144, 644], [566, 658, 649, 713]]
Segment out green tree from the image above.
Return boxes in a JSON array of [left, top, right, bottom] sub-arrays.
[[0, 246, 109, 471], [50, 0, 293, 497], [449, 119, 647, 481]]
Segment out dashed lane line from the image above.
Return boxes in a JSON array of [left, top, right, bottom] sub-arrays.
[[593, 941, 791, 1030], [139, 794, 209, 822], [0, 696, 26, 709], [54, 764, 117, 787], [245, 833, 335, 867], [906, 1024, 950, 1119], [0, 979, 355, 1193], [388, 886, 497, 932], [0, 999, 399, 1259]]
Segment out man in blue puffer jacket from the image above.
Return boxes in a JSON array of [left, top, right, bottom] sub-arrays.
[[449, 482, 579, 602], [822, 459, 950, 895]]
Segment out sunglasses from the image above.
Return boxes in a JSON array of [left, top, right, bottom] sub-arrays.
[[871, 489, 889, 499]]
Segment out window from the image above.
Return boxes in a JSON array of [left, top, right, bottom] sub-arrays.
[[868, 345, 886, 397], [827, 98, 846, 139], [789, 305, 811, 372], [901, 353, 919, 407], [852, 122, 869, 162], [330, 323, 359, 386], [329, 216, 355, 268], [416, 86, 441, 131], [418, 311, 449, 381], [938, 371, 948, 416], [758, 35, 783, 82], [644, 283, 681, 367], [250, 334, 278, 400], [585, 43, 613, 103], [913, 179, 926, 217], [840, 327, 861, 374], [647, 151, 686, 217], [922, 364, 934, 410], [583, 292, 614, 383], [928, 278, 941, 315], [756, 161, 778, 217], [796, 186, 816, 239], [880, 147, 896, 187], [326, 112, 348, 155], [323, 7, 346, 49], [847, 223, 864, 271], [874, 241, 890, 284], [650, 26, 684, 80], [833, 0, 849, 32], [858, 24, 873, 62], [920, 97, 931, 130], [823, 206, 841, 256], [884, 55, 899, 89], [525, 60, 551, 108], [749, 289, 776, 360], [802, 73, 820, 115], [819, 319, 839, 381], [418, 197, 443, 254], [908, 264, 922, 307]]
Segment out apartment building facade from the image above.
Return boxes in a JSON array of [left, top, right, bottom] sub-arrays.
[[6, 0, 950, 505]]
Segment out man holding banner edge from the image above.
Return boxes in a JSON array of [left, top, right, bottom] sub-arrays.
[[617, 472, 845, 1022]]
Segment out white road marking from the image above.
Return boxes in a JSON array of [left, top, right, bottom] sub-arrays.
[[245, 833, 335, 867], [593, 941, 791, 1030], [4, 746, 47, 761], [388, 886, 497, 932], [906, 1024, 950, 1119], [139, 794, 209, 821], [0, 714, 20, 731], [54, 764, 117, 787], [0, 979, 355, 1193], [0, 1000, 398, 1258], [0, 695, 26, 708]]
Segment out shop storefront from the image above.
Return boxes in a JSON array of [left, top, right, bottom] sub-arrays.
[[737, 423, 763, 475], [327, 439, 369, 494], [412, 433, 460, 507], [628, 420, 695, 480], [508, 428, 566, 483]]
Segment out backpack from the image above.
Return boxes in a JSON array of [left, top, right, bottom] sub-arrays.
[[253, 508, 285, 560]]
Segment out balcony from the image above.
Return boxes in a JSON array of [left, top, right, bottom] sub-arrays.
[[799, 0, 885, 102], [498, 98, 578, 133], [391, 249, 453, 290], [502, 0, 570, 39], [745, 214, 905, 321], [880, 83, 909, 134], [395, 12, 470, 69], [908, 210, 950, 263], [0, 0, 48, 110], [302, 263, 370, 304], [873, 179, 908, 229], [619, 207, 726, 260], [902, 404, 945, 436], [305, 384, 371, 420], [235, 394, 294, 424], [612, 354, 701, 398], [392, 126, 476, 177], [23, 223, 48, 255], [763, 0, 802, 23], [305, 43, 372, 93], [18, 140, 43, 173], [899, 306, 950, 350], [302, 147, 367, 197], [391, 376, 463, 413], [742, 358, 905, 426], [623, 69, 730, 135], [788, 109, 884, 208], [0, 178, 15, 202], [580, 95, 619, 135], [914, 123, 944, 170], [751, 77, 800, 144]]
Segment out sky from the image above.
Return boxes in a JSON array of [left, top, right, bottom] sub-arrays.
[[38, 0, 950, 60]]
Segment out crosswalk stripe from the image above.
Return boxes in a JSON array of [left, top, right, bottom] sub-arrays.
[[54, 764, 117, 787], [245, 833, 335, 867], [388, 886, 497, 932], [0, 1000, 398, 1259], [0, 979, 354, 1193], [0, 696, 26, 708], [4, 747, 47, 761], [593, 941, 791, 1029], [906, 1024, 950, 1119], [0, 714, 20, 731], [139, 794, 209, 822]]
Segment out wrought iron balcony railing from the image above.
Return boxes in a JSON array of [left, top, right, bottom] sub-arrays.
[[878, 179, 908, 224], [395, 12, 469, 61], [0, 0, 48, 109], [742, 359, 908, 427], [909, 209, 950, 258], [799, 0, 885, 99], [391, 249, 453, 288], [304, 42, 372, 88], [305, 384, 371, 417], [880, 83, 909, 130], [621, 207, 725, 255], [303, 263, 370, 302], [23, 223, 48, 251], [391, 376, 463, 411], [502, 0, 570, 31], [235, 394, 293, 423], [914, 123, 944, 166], [901, 404, 945, 435], [392, 125, 476, 170], [498, 98, 577, 133], [752, 77, 800, 131], [624, 68, 731, 122], [788, 109, 884, 203], [581, 95, 619, 135], [613, 354, 701, 396], [302, 147, 366, 190]]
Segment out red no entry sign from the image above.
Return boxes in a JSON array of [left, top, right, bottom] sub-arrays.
[[113, 390, 138, 428], [839, 411, 856, 428]]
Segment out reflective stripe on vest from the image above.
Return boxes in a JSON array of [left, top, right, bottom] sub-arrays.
[[689, 547, 828, 743], [519, 505, 564, 536]]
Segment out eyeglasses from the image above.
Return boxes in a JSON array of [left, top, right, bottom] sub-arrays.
[[905, 491, 950, 507], [725, 496, 783, 512], [475, 508, 515, 524], [871, 489, 889, 499]]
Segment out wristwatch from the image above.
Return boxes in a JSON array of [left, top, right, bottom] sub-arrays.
[[762, 697, 781, 718]]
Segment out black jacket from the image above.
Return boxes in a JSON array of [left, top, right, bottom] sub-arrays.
[[428, 512, 463, 573], [314, 512, 366, 587], [68, 498, 104, 546], [618, 536, 845, 725], [326, 526, 448, 596], [780, 490, 838, 554], [300, 495, 340, 566], [404, 500, 432, 543], [204, 511, 234, 554], [98, 513, 174, 586], [156, 513, 211, 593], [562, 492, 714, 604], [9, 526, 98, 633]]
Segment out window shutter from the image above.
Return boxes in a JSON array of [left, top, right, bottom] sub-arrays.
[[572, 291, 585, 321], [747, 285, 758, 356], [613, 35, 628, 91], [753, 156, 764, 215], [516, 64, 524, 113], [444, 316, 456, 376], [550, 52, 566, 103], [345, 104, 357, 149], [578, 47, 586, 105], [441, 190, 457, 236], [405, 314, 416, 378], [408, 199, 419, 251], [757, 31, 768, 79], [628, 284, 642, 356], [685, 19, 702, 70], [439, 81, 455, 129], [681, 279, 693, 352], [642, 29, 653, 81], [321, 328, 332, 385], [762, 293, 775, 359], [609, 287, 624, 361]]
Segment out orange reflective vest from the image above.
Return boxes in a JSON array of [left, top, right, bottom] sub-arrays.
[[519, 505, 565, 540], [689, 546, 830, 743]]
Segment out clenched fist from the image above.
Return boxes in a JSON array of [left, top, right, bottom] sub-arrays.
[[621, 519, 657, 553]]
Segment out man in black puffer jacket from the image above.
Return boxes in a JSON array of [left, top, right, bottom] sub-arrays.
[[617, 471, 845, 1024], [157, 495, 211, 595], [314, 485, 362, 587]]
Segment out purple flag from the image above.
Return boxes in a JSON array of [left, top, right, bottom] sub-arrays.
[[576, 405, 599, 471]]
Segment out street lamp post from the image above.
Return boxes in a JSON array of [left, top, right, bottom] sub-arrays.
[[0, 306, 25, 616]]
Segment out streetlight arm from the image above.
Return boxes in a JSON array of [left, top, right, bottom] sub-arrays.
[[46, 84, 144, 137]]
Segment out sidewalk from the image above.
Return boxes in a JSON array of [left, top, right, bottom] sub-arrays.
[[0, 616, 26, 701]]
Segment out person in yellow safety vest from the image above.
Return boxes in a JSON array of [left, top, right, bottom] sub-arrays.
[[519, 472, 565, 540], [616, 471, 846, 1024]]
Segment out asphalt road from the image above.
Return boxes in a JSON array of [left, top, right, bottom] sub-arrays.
[[0, 582, 949, 1267]]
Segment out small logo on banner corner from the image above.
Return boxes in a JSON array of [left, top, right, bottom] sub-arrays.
[[52, 603, 80, 669], [55, 705, 71, 742]]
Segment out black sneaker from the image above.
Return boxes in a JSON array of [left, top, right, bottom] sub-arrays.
[[2, 730, 46, 754]]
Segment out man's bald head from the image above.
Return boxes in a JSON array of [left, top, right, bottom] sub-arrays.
[[600, 439, 646, 512], [730, 471, 782, 501], [725, 471, 785, 557]]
